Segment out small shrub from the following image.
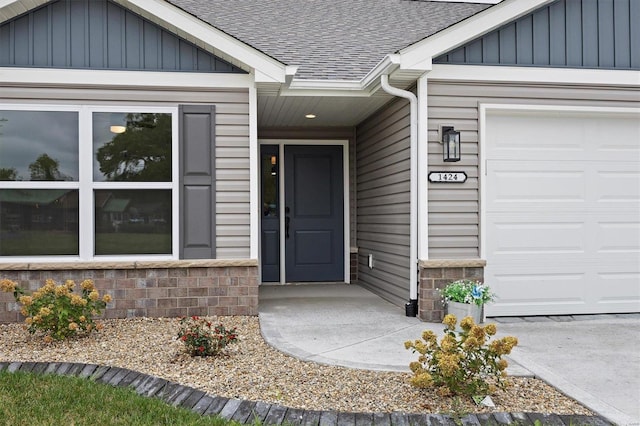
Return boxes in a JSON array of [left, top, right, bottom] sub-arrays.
[[0, 278, 110, 341], [404, 314, 518, 397], [440, 279, 494, 307], [177, 316, 238, 357]]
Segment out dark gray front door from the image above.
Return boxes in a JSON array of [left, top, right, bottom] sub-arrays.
[[285, 145, 344, 282]]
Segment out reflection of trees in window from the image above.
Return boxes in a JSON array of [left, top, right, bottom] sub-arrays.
[[97, 113, 171, 182], [0, 167, 17, 181], [28, 153, 71, 181]]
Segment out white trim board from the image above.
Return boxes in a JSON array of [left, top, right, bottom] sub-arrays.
[[0, 68, 255, 89], [429, 64, 640, 87]]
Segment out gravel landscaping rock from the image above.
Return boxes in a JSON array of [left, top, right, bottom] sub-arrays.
[[0, 316, 593, 416]]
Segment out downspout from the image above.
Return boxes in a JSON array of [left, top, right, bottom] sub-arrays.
[[380, 74, 418, 317]]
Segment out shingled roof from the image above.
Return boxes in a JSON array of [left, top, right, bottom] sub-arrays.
[[166, 0, 492, 80]]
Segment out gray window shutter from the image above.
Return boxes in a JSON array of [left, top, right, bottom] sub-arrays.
[[179, 105, 216, 259]]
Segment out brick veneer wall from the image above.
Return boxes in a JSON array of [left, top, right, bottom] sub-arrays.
[[350, 250, 358, 283], [0, 260, 259, 324], [418, 259, 486, 322]]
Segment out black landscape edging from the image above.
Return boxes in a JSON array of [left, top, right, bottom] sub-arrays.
[[0, 361, 614, 425]]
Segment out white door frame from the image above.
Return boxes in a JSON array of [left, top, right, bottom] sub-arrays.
[[258, 139, 350, 284]]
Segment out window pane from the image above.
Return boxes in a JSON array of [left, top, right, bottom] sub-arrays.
[[0, 189, 79, 255], [93, 112, 172, 182], [262, 152, 278, 217], [95, 189, 172, 255], [0, 110, 78, 181]]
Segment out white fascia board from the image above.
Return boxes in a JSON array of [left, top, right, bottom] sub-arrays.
[[282, 80, 369, 96], [429, 64, 640, 87], [399, 0, 555, 71], [0, 68, 255, 88]]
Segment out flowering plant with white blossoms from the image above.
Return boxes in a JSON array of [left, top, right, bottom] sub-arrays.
[[440, 279, 494, 307]]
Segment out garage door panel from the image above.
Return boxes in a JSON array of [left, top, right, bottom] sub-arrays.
[[488, 163, 585, 203], [596, 169, 640, 202], [489, 221, 586, 255], [485, 108, 640, 316], [596, 222, 640, 252], [596, 273, 640, 306], [486, 272, 587, 317], [487, 110, 640, 162]]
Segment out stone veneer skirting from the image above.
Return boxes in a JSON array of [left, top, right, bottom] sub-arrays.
[[0, 260, 259, 323], [418, 259, 486, 322]]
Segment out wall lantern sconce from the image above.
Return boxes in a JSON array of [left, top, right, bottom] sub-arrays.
[[270, 155, 277, 176], [441, 126, 461, 162]]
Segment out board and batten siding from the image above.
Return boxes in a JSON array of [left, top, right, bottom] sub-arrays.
[[426, 81, 640, 259], [1, 86, 251, 259], [435, 0, 639, 70], [356, 97, 411, 306], [0, 0, 245, 73]]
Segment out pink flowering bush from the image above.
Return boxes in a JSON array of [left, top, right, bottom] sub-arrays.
[[177, 316, 238, 357]]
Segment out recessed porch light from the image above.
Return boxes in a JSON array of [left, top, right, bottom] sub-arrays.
[[305, 114, 316, 119]]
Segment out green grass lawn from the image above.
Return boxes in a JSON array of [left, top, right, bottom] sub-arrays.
[[0, 230, 78, 256], [0, 371, 241, 426], [95, 232, 171, 255], [0, 230, 171, 255]]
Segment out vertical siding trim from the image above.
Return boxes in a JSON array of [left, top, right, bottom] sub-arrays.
[[0, 0, 245, 73], [434, 0, 637, 70]]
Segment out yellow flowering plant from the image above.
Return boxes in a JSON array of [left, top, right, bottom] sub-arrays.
[[404, 314, 518, 398], [0, 278, 111, 341]]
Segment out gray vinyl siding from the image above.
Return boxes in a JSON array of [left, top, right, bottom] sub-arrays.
[[427, 81, 640, 259], [356, 98, 411, 306], [435, 0, 640, 70], [216, 92, 251, 259], [1, 86, 251, 259], [0, 0, 245, 73]]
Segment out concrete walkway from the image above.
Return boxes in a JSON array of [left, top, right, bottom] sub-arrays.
[[259, 283, 640, 426]]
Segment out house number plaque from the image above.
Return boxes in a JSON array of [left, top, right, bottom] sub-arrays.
[[428, 171, 467, 183]]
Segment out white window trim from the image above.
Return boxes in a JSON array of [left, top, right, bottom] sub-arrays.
[[0, 103, 179, 263]]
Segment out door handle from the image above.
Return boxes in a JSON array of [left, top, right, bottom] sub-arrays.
[[285, 206, 290, 239]]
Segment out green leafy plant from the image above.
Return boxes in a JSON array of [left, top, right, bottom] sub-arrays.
[[404, 314, 518, 397], [177, 316, 238, 357], [0, 278, 110, 341], [440, 279, 494, 307]]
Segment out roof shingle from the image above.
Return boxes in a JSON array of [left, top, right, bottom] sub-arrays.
[[166, 0, 492, 80]]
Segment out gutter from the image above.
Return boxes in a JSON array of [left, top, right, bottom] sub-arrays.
[[380, 74, 418, 317]]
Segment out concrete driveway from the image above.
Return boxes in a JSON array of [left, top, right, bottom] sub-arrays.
[[258, 283, 640, 426]]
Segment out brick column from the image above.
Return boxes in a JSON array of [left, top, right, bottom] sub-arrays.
[[418, 259, 486, 322]]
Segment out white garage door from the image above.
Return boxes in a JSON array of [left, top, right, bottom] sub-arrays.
[[484, 107, 640, 316]]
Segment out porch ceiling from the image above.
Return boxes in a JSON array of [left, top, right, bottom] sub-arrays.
[[257, 94, 393, 128]]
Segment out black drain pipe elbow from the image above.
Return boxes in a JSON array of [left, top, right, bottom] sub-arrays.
[[405, 299, 418, 317]]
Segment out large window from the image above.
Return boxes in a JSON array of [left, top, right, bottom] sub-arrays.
[[0, 106, 177, 259]]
